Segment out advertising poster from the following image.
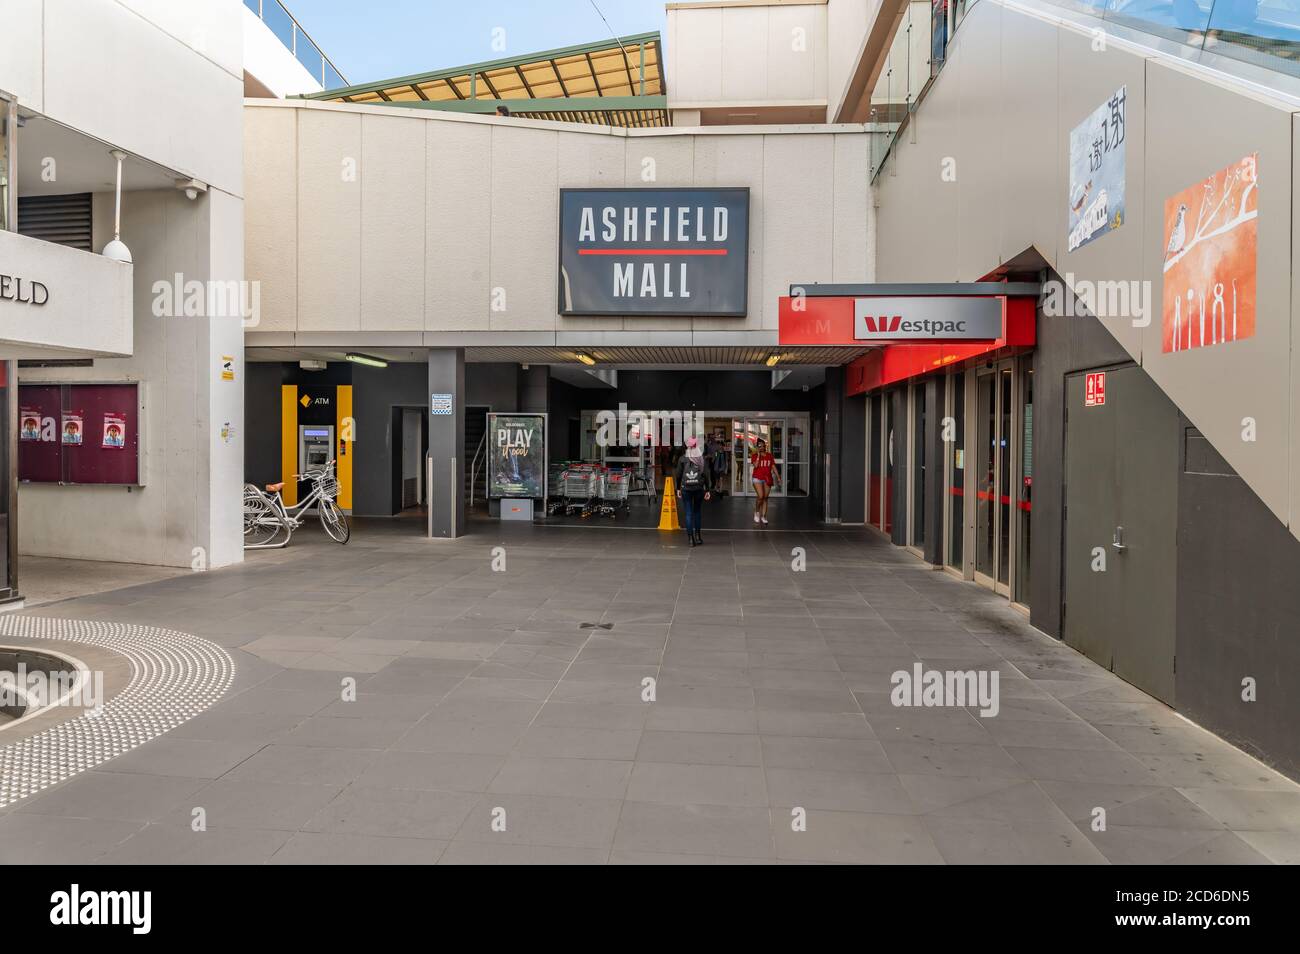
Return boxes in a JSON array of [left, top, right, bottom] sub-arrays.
[[20, 408, 44, 441], [488, 413, 546, 499], [1161, 153, 1258, 353], [1068, 87, 1126, 252], [61, 412, 83, 445], [102, 413, 127, 449]]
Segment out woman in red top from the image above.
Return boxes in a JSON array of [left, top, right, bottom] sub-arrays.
[[750, 437, 780, 525]]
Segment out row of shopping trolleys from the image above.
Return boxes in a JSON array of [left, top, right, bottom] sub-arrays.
[[546, 462, 655, 518]]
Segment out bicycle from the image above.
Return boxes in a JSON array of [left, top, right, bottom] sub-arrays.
[[243, 460, 349, 549]]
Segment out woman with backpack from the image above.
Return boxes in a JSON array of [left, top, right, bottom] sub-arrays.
[[674, 437, 713, 547]]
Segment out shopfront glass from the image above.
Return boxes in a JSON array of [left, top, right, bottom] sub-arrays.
[[997, 366, 1012, 587], [946, 371, 965, 571], [884, 393, 895, 534], [975, 370, 996, 580], [1015, 362, 1034, 605], [909, 381, 927, 549], [869, 393, 883, 528]]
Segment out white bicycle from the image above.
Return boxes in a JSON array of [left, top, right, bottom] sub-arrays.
[[243, 460, 349, 548]]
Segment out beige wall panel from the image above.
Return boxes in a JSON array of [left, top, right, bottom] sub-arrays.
[[427, 120, 492, 331], [997, 10, 1060, 267], [721, 9, 771, 103], [827, 0, 871, 120], [876, 53, 965, 281], [361, 113, 426, 331], [0, 0, 44, 110], [833, 132, 872, 282], [490, 125, 559, 331], [297, 109, 361, 330], [669, 7, 724, 103], [624, 134, 696, 187], [761, 134, 837, 330], [768, 6, 828, 102], [243, 106, 297, 333], [690, 133, 767, 333], [1140, 60, 1293, 526], [950, 4, 1005, 282]]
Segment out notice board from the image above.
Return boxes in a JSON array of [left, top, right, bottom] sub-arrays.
[[18, 383, 140, 485]]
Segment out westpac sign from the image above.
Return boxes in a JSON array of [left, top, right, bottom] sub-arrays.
[[853, 296, 1004, 342]]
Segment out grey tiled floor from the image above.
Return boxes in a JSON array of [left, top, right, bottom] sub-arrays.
[[5, 518, 1299, 864]]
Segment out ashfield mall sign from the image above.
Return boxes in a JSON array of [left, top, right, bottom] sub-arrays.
[[0, 273, 50, 306], [558, 187, 749, 316]]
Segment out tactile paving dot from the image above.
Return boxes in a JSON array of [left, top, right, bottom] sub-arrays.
[[0, 616, 234, 808]]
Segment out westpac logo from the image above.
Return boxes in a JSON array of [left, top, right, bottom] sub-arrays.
[[852, 296, 1002, 342], [859, 314, 902, 334], [50, 885, 151, 934]]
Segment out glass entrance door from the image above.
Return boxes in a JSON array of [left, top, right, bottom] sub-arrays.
[[974, 362, 1014, 596], [732, 418, 785, 496]]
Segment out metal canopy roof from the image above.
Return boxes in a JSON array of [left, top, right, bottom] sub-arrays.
[[302, 32, 668, 128]]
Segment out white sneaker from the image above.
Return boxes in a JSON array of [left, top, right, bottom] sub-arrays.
[[753, 513, 761, 524], [761, 516, 769, 525]]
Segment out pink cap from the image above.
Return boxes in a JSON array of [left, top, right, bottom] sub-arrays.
[[686, 437, 699, 448]]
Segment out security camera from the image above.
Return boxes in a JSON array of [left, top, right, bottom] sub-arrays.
[[175, 178, 207, 201]]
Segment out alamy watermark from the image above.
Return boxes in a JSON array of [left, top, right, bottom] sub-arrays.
[[0, 663, 104, 715], [594, 403, 706, 448], [890, 663, 1000, 718], [151, 273, 261, 327], [1041, 272, 1150, 327]]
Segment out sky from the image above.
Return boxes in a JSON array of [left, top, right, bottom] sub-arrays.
[[285, 0, 669, 86]]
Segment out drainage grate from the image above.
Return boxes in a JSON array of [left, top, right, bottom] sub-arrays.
[[0, 617, 234, 808]]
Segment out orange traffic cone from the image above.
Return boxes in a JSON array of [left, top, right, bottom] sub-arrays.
[[657, 476, 682, 531]]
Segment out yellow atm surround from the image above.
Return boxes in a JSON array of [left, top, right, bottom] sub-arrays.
[[280, 384, 353, 510]]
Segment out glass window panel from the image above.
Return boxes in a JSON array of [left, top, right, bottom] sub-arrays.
[[975, 372, 995, 578], [947, 372, 965, 571], [1015, 365, 1034, 605], [997, 368, 1012, 586]]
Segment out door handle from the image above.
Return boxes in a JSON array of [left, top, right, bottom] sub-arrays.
[[1112, 526, 1127, 552]]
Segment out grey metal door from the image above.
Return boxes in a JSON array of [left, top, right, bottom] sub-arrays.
[[1063, 365, 1178, 704]]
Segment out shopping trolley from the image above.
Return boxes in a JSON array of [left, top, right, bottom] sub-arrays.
[[596, 469, 631, 518], [552, 464, 600, 517]]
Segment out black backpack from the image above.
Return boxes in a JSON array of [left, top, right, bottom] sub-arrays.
[[681, 460, 704, 490]]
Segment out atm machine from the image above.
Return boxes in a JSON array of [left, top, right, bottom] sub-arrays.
[[298, 425, 335, 475]]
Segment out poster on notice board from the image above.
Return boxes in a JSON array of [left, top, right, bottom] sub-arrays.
[[102, 413, 127, 449], [61, 412, 83, 445]]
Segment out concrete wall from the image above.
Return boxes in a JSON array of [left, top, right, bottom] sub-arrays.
[[667, 1, 829, 109], [827, 0, 873, 122], [4, 0, 246, 569], [874, 0, 1300, 545], [0, 0, 244, 196], [0, 230, 132, 358], [18, 187, 246, 568], [243, 100, 874, 343]]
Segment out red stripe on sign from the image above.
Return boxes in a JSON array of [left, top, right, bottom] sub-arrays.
[[577, 248, 728, 256]]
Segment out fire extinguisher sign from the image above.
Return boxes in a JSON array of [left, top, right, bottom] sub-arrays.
[[1085, 371, 1107, 407]]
